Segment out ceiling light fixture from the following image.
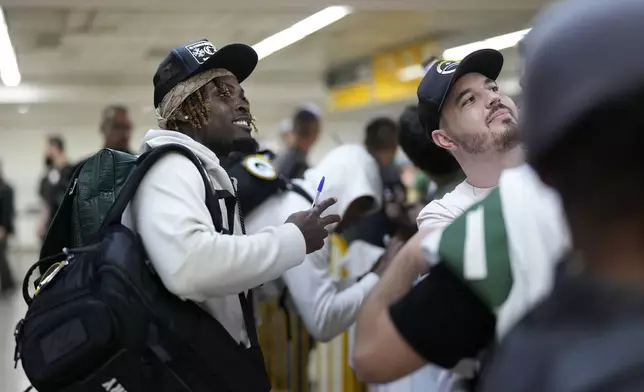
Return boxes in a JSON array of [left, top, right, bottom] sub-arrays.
[[253, 6, 352, 60], [442, 28, 531, 61], [0, 7, 20, 87], [396, 28, 530, 82]]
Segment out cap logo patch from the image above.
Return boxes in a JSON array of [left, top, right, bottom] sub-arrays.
[[243, 155, 278, 180], [436, 60, 459, 75], [185, 40, 218, 65]]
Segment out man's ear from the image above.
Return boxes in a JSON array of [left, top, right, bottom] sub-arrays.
[[173, 109, 192, 128], [431, 129, 457, 151]]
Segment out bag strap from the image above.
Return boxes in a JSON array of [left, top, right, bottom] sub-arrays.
[[288, 182, 314, 204], [100, 144, 224, 232], [230, 183, 261, 349], [39, 162, 85, 261], [22, 251, 66, 305]]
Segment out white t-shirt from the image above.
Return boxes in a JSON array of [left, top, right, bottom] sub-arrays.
[[417, 180, 494, 230], [421, 164, 571, 338]]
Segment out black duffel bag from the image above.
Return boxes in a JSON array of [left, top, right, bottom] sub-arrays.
[[14, 144, 270, 392]]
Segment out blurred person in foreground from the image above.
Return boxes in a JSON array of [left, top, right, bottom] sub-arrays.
[[0, 159, 15, 294], [120, 38, 340, 382], [481, 0, 644, 390], [415, 51, 523, 230], [352, 50, 570, 388], [274, 104, 322, 179], [37, 135, 74, 241]]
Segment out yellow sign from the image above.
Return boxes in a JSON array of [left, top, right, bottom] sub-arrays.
[[329, 82, 372, 111], [372, 40, 439, 103], [327, 39, 439, 111]]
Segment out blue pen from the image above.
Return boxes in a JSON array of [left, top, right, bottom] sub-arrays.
[[312, 176, 325, 207]]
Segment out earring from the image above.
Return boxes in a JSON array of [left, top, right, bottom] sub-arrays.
[[184, 115, 190, 120]]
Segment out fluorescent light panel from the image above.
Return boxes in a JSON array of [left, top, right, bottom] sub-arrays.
[[0, 7, 20, 87], [442, 28, 531, 60], [396, 28, 530, 82], [253, 6, 352, 60]]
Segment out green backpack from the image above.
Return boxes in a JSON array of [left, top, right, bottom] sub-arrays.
[[39, 148, 138, 274]]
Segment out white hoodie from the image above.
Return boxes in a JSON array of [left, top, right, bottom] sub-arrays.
[[122, 130, 306, 344], [245, 144, 383, 341]]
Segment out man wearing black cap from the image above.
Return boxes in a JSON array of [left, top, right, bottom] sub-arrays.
[[415, 49, 523, 231], [122, 39, 340, 363], [352, 50, 563, 387]]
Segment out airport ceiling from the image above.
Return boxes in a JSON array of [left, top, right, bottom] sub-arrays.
[[0, 0, 548, 133]]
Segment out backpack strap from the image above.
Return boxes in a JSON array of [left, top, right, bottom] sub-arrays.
[[99, 144, 224, 233], [288, 182, 314, 205], [39, 163, 85, 261]]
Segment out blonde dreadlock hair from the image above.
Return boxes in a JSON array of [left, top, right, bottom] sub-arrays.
[[166, 85, 211, 131], [166, 80, 259, 132]]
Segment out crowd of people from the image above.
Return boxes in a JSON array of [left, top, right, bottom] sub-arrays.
[[3, 0, 644, 390]]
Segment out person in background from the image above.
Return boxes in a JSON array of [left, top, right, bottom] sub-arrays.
[[344, 117, 416, 249], [274, 105, 321, 179], [398, 105, 463, 204], [38, 135, 74, 241], [100, 104, 134, 154], [248, 144, 385, 342], [415, 50, 523, 231], [123, 39, 340, 382], [72, 105, 135, 173], [0, 159, 15, 294], [247, 143, 406, 392]]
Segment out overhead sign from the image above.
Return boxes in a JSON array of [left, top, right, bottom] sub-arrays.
[[326, 39, 439, 111], [326, 59, 373, 110], [371, 41, 438, 103]]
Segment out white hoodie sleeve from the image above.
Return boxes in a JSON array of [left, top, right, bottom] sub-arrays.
[[282, 238, 379, 342], [130, 153, 307, 300]]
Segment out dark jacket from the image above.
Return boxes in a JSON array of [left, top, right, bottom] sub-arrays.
[[39, 165, 75, 227], [344, 165, 415, 247], [0, 180, 15, 234], [481, 259, 644, 392]]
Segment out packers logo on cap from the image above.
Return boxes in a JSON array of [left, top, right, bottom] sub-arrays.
[[243, 155, 278, 180], [436, 60, 459, 75]]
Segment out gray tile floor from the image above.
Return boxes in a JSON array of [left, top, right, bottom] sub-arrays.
[[1, 251, 38, 392]]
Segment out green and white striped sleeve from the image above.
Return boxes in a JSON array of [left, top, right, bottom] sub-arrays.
[[421, 187, 513, 310]]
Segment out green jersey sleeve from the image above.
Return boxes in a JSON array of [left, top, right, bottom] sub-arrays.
[[421, 187, 513, 310]]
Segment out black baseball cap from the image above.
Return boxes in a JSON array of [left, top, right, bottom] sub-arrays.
[[417, 49, 504, 133], [153, 39, 258, 108]]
